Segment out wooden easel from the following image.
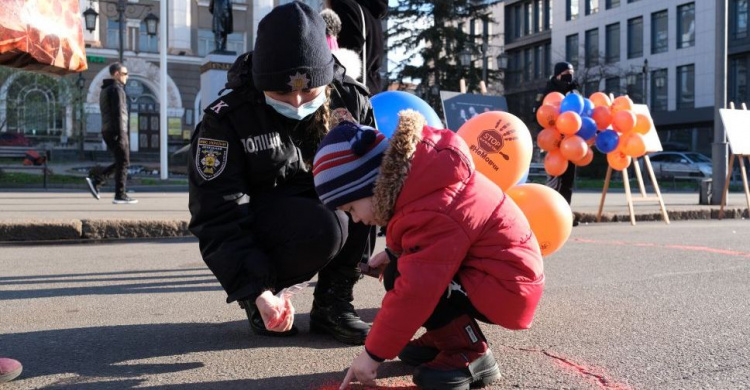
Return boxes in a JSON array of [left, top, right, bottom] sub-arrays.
[[596, 104, 670, 225], [718, 102, 750, 219]]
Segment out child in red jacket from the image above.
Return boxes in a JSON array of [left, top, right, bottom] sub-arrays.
[[313, 111, 545, 390]]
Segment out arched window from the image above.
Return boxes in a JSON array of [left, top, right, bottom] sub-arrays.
[[6, 73, 66, 139]]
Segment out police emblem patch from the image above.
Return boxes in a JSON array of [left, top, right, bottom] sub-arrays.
[[196, 138, 229, 181], [288, 72, 311, 91]]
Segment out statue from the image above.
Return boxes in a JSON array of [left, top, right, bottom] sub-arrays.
[[209, 0, 234, 54]]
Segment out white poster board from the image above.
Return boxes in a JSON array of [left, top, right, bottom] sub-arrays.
[[631, 104, 663, 153], [719, 109, 750, 155]]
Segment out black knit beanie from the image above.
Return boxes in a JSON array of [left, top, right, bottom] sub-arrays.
[[252, 1, 334, 92], [554, 61, 574, 77]]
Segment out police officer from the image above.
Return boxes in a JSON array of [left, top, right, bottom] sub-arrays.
[[188, 1, 374, 345]]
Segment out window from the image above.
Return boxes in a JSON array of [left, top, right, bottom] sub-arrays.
[[536, 0, 543, 33], [652, 10, 668, 54], [729, 55, 749, 104], [106, 20, 126, 50], [628, 17, 643, 58], [677, 64, 695, 109], [566, 34, 579, 68], [138, 22, 158, 53], [546, 0, 553, 29], [605, 77, 620, 95], [524, 48, 533, 82], [545, 42, 552, 76], [677, 3, 695, 48], [733, 0, 749, 39], [525, 2, 533, 36], [606, 0, 620, 9], [585, 79, 601, 95], [606, 23, 620, 64], [197, 30, 246, 57], [535, 46, 543, 79], [585, 0, 599, 15], [567, 0, 579, 21], [626, 73, 645, 103], [651, 69, 668, 111], [628, 0, 641, 2], [585, 28, 599, 67]]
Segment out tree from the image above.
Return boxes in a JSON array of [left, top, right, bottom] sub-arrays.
[[388, 0, 502, 117]]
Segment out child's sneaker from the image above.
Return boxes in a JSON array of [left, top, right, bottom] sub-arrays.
[[113, 195, 138, 204], [412, 315, 501, 390], [0, 357, 22, 383]]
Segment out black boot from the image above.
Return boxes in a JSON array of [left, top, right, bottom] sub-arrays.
[[310, 275, 370, 345], [238, 299, 298, 337]]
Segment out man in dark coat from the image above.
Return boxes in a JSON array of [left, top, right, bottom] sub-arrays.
[[209, 0, 234, 53], [85, 62, 137, 204], [327, 0, 387, 94]]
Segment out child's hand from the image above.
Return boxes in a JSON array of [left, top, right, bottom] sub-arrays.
[[368, 251, 390, 281], [339, 350, 381, 389], [255, 290, 295, 332]]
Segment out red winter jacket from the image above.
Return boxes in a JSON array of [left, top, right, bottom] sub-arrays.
[[367, 111, 545, 360]]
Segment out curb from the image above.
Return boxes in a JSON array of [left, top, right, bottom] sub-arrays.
[[0, 219, 191, 242], [576, 208, 749, 223]]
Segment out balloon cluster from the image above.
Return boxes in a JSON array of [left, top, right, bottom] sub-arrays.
[[536, 92, 654, 173], [371, 91, 573, 257]]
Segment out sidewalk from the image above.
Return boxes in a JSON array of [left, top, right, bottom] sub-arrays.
[[0, 190, 747, 242]]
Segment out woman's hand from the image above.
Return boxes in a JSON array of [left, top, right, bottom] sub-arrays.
[[255, 290, 295, 332], [339, 350, 382, 389]]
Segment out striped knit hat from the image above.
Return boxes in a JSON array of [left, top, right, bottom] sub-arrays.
[[313, 121, 389, 209]]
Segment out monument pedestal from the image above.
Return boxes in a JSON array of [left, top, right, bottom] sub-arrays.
[[200, 53, 237, 113]]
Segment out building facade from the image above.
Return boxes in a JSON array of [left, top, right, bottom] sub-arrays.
[[0, 0, 320, 158]]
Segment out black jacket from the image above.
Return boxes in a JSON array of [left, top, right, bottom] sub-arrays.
[[188, 52, 374, 303], [535, 76, 581, 111], [99, 79, 128, 136], [330, 0, 388, 94]]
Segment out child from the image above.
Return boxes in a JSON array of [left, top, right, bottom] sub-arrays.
[[312, 111, 545, 390]]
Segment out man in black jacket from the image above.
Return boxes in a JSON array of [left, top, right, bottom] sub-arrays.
[[189, 2, 374, 345], [86, 62, 137, 204], [537, 61, 579, 225], [327, 0, 387, 94]]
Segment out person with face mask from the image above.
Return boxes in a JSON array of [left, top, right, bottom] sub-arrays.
[[536, 61, 581, 226], [188, 1, 375, 345]]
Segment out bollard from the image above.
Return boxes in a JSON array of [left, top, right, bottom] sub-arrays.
[[699, 178, 712, 205]]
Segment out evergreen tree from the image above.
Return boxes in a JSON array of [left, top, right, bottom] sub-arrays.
[[388, 0, 501, 117]]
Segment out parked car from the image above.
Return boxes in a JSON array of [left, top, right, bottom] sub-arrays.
[[641, 151, 712, 180], [0, 132, 32, 147]]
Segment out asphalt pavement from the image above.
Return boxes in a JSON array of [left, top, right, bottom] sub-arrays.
[[1, 220, 749, 389]]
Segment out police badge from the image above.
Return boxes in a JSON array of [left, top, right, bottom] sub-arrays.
[[196, 138, 229, 180]]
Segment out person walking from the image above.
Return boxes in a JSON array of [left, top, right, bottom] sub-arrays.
[[188, 1, 374, 345], [85, 62, 137, 204]]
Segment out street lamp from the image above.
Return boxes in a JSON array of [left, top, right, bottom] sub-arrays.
[[82, 1, 159, 63], [496, 52, 509, 72], [459, 49, 472, 68], [76, 73, 86, 157]]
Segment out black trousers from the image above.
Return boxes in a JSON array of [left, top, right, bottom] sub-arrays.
[[382, 256, 488, 331], [100, 131, 130, 198], [249, 196, 374, 292], [546, 163, 576, 205]]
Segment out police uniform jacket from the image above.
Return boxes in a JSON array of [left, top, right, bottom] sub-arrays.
[[188, 52, 374, 303]]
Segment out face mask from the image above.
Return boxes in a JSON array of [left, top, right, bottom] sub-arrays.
[[560, 74, 574, 83], [264, 90, 327, 121]]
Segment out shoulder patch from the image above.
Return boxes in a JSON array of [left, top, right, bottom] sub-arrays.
[[203, 90, 247, 119], [195, 138, 229, 181]]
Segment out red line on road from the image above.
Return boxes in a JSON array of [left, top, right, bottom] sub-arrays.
[[573, 238, 750, 258]]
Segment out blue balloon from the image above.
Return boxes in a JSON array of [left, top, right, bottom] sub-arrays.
[[582, 98, 594, 117], [577, 117, 598, 141], [559, 93, 584, 115], [595, 130, 620, 154], [370, 91, 444, 137]]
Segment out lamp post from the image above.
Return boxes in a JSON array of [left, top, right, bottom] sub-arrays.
[[76, 73, 86, 157], [82, 0, 159, 63], [642, 58, 649, 106]]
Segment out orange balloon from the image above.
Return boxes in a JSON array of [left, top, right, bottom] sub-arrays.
[[633, 113, 653, 135], [591, 106, 612, 129], [573, 148, 594, 166], [622, 132, 646, 157], [589, 92, 612, 108], [537, 128, 563, 152], [586, 136, 596, 147], [612, 110, 636, 133], [611, 95, 634, 114], [556, 111, 582, 135], [457, 111, 533, 191], [543, 92, 565, 107], [536, 104, 560, 128], [544, 150, 569, 176], [560, 135, 588, 161], [607, 150, 632, 171], [505, 183, 573, 257]]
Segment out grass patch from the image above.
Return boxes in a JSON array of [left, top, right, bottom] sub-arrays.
[[0, 170, 187, 187]]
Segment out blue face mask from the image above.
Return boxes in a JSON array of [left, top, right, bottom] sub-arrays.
[[264, 90, 327, 121]]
